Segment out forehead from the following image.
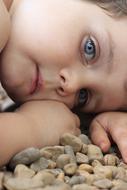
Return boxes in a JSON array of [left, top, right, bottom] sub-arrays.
[[11, 0, 106, 46]]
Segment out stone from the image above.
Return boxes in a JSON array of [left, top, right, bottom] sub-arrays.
[[112, 180, 127, 190], [57, 172, 65, 182], [76, 152, 89, 164], [79, 134, 91, 145], [78, 164, 93, 174], [64, 163, 77, 176], [56, 154, 71, 169], [114, 167, 126, 181], [87, 145, 103, 162], [40, 146, 64, 161], [0, 172, 4, 189], [93, 166, 113, 179], [4, 177, 44, 190], [47, 160, 56, 169], [69, 175, 86, 186], [42, 169, 63, 177], [3, 172, 13, 183], [72, 183, 99, 190], [93, 179, 113, 189], [60, 133, 83, 153], [91, 160, 102, 167], [33, 171, 55, 186], [81, 144, 88, 154], [30, 157, 49, 172], [103, 154, 120, 166], [64, 145, 76, 163], [14, 164, 35, 178], [8, 147, 40, 170], [43, 183, 72, 190]]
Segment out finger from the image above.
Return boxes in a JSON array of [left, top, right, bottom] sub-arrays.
[[110, 130, 127, 163], [73, 114, 80, 128], [73, 114, 81, 135], [90, 119, 111, 152]]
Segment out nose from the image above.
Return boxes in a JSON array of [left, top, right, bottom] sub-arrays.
[[57, 68, 80, 97]]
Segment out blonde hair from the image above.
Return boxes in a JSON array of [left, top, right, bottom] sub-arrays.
[[87, 0, 127, 17]]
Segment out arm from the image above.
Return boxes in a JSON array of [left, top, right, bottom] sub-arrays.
[[89, 111, 127, 163], [0, 100, 80, 166]]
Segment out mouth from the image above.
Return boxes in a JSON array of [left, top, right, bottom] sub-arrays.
[[30, 66, 43, 95]]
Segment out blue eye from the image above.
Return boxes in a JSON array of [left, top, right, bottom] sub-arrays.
[[78, 89, 88, 107], [84, 38, 96, 62]]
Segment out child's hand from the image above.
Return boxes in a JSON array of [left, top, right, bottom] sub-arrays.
[[0, 100, 81, 167], [89, 112, 127, 163], [19, 100, 81, 147]]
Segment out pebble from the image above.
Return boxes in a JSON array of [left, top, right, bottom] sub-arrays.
[[0, 133, 127, 190], [93, 179, 113, 189], [0, 172, 4, 189], [72, 183, 99, 190], [47, 159, 56, 169], [33, 171, 55, 186], [93, 165, 113, 179], [114, 167, 127, 181], [56, 154, 71, 169], [4, 177, 44, 190], [78, 164, 93, 174], [81, 144, 88, 154], [111, 180, 127, 190], [103, 154, 120, 166], [8, 147, 40, 170], [64, 163, 77, 176], [64, 145, 76, 163], [69, 175, 85, 186], [14, 164, 35, 178], [60, 133, 83, 153], [30, 157, 49, 172], [76, 152, 89, 164], [87, 145, 103, 162], [79, 134, 91, 145], [40, 146, 64, 161], [42, 168, 63, 177], [57, 172, 65, 182], [42, 183, 72, 190]]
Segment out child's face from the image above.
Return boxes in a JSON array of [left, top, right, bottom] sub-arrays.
[[1, 0, 127, 113]]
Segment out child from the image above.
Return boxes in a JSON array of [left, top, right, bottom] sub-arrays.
[[0, 0, 81, 167], [1, 0, 127, 165]]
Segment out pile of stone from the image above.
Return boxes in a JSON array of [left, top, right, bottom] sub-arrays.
[[0, 84, 14, 112], [0, 133, 127, 190]]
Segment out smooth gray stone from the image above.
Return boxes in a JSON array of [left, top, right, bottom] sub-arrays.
[[8, 147, 40, 170]]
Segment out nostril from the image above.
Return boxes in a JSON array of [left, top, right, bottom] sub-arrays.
[[60, 74, 66, 84], [59, 87, 64, 92], [57, 86, 67, 96]]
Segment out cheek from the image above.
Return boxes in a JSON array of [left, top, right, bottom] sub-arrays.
[[0, 2, 10, 51]]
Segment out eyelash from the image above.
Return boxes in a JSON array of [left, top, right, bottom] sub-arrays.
[[81, 36, 99, 65], [78, 88, 90, 108]]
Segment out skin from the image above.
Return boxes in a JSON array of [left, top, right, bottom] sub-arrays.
[[0, 100, 80, 166], [0, 0, 10, 53], [1, 0, 127, 164], [0, 0, 80, 167], [1, 0, 127, 113]]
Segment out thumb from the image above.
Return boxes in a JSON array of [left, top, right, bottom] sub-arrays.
[[89, 118, 111, 153]]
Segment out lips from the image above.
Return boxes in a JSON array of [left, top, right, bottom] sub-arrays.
[[30, 66, 42, 95]]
